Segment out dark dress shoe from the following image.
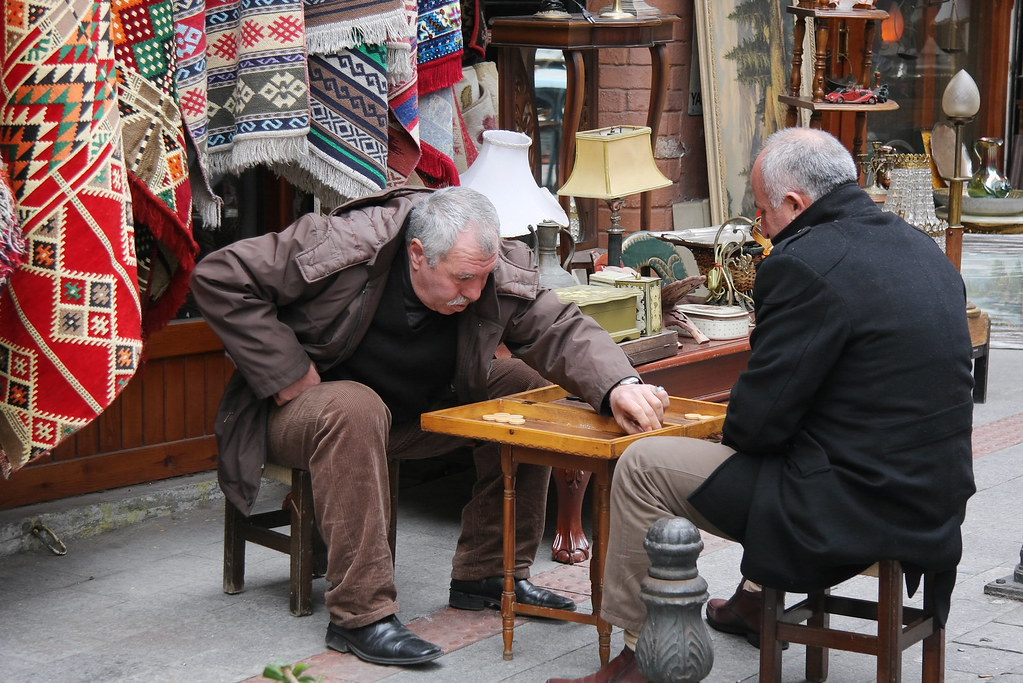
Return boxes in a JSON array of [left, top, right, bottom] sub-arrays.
[[325, 615, 443, 665], [449, 576, 576, 611], [546, 646, 646, 683], [706, 580, 787, 649]]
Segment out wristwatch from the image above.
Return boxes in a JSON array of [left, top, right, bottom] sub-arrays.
[[616, 376, 643, 387]]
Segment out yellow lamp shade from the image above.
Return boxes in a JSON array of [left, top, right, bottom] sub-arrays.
[[557, 126, 672, 200]]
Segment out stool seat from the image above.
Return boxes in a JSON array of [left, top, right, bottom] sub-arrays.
[[760, 560, 945, 682], [223, 460, 400, 617]]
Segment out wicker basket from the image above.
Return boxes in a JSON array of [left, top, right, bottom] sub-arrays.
[[691, 247, 760, 293]]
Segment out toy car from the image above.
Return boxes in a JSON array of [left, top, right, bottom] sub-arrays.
[[825, 86, 884, 104]]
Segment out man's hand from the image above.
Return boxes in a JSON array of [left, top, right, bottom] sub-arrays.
[[274, 362, 320, 406], [610, 382, 670, 434]]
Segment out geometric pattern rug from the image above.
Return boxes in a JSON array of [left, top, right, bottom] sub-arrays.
[[0, 0, 142, 475]]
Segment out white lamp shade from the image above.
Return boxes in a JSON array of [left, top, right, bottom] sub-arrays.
[[461, 129, 569, 237], [942, 69, 981, 118]]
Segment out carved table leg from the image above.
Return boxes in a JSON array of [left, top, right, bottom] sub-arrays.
[[552, 467, 591, 563]]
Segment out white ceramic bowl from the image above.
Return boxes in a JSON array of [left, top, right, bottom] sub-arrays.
[[675, 304, 752, 340], [933, 188, 1023, 217]]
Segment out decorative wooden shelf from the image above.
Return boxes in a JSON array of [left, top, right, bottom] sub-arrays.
[[781, 2, 890, 163], [778, 94, 899, 113]]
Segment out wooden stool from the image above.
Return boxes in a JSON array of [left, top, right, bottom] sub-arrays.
[[760, 560, 945, 682], [223, 461, 400, 616]]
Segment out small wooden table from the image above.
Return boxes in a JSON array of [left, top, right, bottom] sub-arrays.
[[422, 386, 725, 664]]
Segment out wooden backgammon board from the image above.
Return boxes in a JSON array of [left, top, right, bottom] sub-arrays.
[[422, 385, 726, 664]]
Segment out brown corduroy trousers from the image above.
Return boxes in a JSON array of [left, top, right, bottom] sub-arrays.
[[267, 358, 551, 628]]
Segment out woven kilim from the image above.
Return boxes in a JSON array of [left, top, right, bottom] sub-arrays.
[[417, 0, 463, 95], [304, 0, 410, 79], [113, 0, 198, 334], [385, 0, 421, 186], [275, 45, 389, 209], [0, 0, 142, 474], [204, 0, 310, 177], [417, 87, 460, 186], [173, 0, 222, 226]]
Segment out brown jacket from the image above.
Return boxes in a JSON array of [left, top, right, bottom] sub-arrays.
[[191, 187, 637, 514]]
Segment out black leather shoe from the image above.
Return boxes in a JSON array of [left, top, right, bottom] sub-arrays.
[[449, 576, 576, 611], [325, 616, 443, 666]]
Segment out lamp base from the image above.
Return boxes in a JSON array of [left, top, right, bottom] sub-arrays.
[[599, 0, 659, 18], [599, 0, 634, 19]]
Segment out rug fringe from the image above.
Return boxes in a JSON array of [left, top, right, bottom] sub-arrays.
[[205, 136, 309, 178], [418, 52, 464, 95], [273, 153, 383, 212], [306, 10, 411, 55], [388, 45, 414, 84]]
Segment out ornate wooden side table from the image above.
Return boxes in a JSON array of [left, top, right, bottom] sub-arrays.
[[489, 14, 677, 230]]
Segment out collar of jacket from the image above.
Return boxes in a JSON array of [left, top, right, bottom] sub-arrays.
[[772, 181, 880, 245], [296, 187, 433, 282], [468, 239, 542, 322]]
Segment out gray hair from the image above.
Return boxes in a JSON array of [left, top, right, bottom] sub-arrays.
[[758, 128, 858, 208], [406, 186, 501, 266]]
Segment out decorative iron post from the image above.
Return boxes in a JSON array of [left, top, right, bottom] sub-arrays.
[[636, 517, 714, 682], [984, 543, 1023, 601]]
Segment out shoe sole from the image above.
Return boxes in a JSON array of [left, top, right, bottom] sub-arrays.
[[449, 588, 577, 612], [325, 632, 443, 666]]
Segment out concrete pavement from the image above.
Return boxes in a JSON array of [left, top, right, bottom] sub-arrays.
[[1, 349, 1022, 682]]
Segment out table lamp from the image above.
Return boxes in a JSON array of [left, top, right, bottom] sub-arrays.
[[461, 129, 577, 289], [940, 69, 981, 270], [557, 125, 671, 267]]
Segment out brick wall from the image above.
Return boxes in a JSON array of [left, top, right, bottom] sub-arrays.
[[594, 0, 708, 234]]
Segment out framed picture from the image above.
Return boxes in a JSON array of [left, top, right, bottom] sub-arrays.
[[695, 3, 812, 225]]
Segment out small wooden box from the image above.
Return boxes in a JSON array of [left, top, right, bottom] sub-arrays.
[[619, 329, 678, 365], [421, 385, 726, 458], [555, 285, 641, 342], [588, 272, 663, 336]]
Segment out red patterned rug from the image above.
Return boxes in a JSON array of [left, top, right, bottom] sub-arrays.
[[113, 0, 197, 335], [0, 0, 143, 474]]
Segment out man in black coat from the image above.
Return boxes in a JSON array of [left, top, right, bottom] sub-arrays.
[[548, 128, 976, 683]]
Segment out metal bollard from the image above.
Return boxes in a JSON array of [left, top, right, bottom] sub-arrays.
[[636, 517, 714, 682], [984, 541, 1023, 601]]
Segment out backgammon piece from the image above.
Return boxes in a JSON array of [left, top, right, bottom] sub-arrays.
[[684, 413, 703, 420]]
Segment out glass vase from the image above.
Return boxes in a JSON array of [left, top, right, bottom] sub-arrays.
[[967, 137, 1012, 198]]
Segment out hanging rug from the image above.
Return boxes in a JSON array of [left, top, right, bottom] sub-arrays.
[[0, 0, 142, 474]]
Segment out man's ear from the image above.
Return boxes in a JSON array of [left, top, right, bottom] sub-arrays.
[[786, 191, 812, 215], [408, 238, 426, 271]]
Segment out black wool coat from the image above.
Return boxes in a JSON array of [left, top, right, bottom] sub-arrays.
[[690, 182, 975, 621]]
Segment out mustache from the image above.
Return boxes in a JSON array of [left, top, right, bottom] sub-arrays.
[[447, 295, 471, 306]]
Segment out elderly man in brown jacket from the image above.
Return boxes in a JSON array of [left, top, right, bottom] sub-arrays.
[[191, 185, 668, 667]]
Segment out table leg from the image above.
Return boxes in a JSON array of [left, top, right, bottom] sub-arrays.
[[591, 462, 613, 665], [502, 444, 517, 661], [552, 468, 591, 563], [641, 41, 668, 230]]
